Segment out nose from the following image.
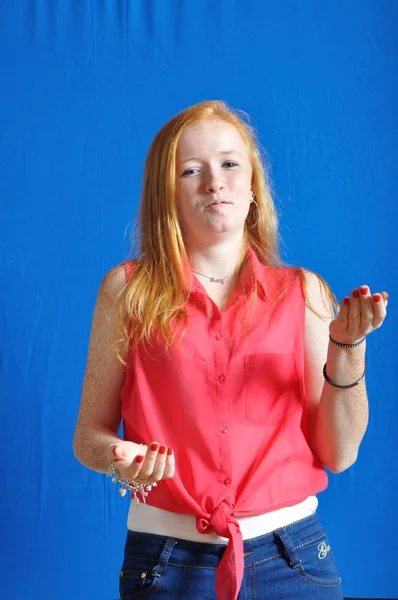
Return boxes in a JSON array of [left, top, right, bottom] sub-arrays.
[[205, 169, 224, 195]]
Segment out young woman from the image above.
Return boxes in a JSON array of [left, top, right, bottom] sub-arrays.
[[73, 101, 388, 600]]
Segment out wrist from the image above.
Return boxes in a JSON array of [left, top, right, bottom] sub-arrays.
[[329, 334, 366, 349], [326, 334, 366, 383]]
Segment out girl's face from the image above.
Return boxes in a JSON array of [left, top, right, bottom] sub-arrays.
[[176, 118, 253, 242]]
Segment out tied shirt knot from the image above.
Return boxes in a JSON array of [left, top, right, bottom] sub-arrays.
[[196, 498, 240, 538], [196, 499, 244, 600]]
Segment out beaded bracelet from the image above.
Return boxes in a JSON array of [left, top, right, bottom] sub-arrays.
[[329, 334, 366, 349], [107, 460, 157, 505], [323, 362, 367, 389]]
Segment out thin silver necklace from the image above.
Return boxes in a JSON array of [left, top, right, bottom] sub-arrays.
[[191, 270, 234, 285]]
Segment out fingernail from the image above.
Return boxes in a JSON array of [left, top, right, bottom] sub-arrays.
[[167, 448, 173, 456], [135, 455, 145, 463], [373, 294, 381, 302], [159, 446, 166, 454], [151, 443, 159, 452], [386, 293, 390, 299], [343, 297, 350, 306], [360, 286, 368, 295], [353, 290, 360, 298]]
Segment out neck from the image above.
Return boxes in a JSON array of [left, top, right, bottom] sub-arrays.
[[187, 235, 246, 278]]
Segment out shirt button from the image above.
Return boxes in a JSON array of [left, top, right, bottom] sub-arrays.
[[218, 374, 226, 383], [224, 478, 232, 485], [220, 426, 228, 433], [215, 333, 223, 341]]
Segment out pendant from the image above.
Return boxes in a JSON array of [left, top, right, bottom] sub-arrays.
[[210, 277, 224, 284]]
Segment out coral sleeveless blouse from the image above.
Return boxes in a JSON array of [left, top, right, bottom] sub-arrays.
[[120, 247, 328, 600]]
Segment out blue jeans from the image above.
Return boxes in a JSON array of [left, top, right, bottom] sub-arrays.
[[118, 512, 344, 599]]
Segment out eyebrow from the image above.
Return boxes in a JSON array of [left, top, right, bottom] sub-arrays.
[[180, 150, 243, 165]]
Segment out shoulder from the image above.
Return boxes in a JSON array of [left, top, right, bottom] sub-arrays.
[[262, 263, 300, 285], [264, 264, 304, 298], [98, 260, 135, 303], [300, 268, 336, 320], [301, 268, 323, 294]]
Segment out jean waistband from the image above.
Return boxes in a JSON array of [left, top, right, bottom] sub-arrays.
[[124, 512, 328, 567]]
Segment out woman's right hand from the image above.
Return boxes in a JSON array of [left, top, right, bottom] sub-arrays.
[[105, 440, 175, 485]]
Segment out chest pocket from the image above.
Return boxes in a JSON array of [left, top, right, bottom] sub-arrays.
[[244, 352, 301, 425]]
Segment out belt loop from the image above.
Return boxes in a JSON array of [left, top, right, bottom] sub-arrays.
[[274, 527, 301, 569], [152, 538, 178, 578]]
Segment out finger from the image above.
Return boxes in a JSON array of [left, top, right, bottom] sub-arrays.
[[358, 285, 375, 334], [125, 454, 146, 481], [336, 296, 350, 330], [107, 443, 128, 464], [346, 288, 360, 336], [381, 291, 389, 307], [372, 292, 387, 329], [106, 444, 118, 462], [150, 445, 168, 481], [162, 448, 175, 480], [108, 442, 143, 466], [135, 441, 161, 482]]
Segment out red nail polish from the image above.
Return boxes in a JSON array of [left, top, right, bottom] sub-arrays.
[[386, 293, 390, 299], [135, 455, 145, 463], [343, 298, 350, 306], [167, 448, 173, 456], [150, 443, 159, 452], [373, 294, 381, 302], [159, 446, 166, 454], [360, 286, 368, 295], [353, 290, 360, 298]]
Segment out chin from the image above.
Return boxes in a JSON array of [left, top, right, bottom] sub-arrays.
[[208, 221, 245, 235]]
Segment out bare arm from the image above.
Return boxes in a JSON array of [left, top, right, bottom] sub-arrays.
[[73, 264, 141, 473], [303, 271, 387, 474]]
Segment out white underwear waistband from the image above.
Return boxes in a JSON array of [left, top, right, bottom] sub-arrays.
[[127, 495, 318, 544]]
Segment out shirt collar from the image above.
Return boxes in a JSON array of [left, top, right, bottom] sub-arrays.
[[237, 246, 267, 300]]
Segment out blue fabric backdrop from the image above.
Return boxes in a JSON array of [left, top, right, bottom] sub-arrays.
[[1, 1, 397, 598]]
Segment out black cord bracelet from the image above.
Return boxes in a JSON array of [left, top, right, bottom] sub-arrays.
[[323, 362, 367, 389], [329, 334, 366, 349]]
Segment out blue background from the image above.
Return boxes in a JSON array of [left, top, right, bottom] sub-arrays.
[[1, 1, 397, 598]]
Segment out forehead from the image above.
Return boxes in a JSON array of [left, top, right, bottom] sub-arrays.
[[177, 118, 248, 159]]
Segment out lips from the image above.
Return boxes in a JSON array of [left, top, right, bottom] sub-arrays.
[[206, 200, 232, 207]]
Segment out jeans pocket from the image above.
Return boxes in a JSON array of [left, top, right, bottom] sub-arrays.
[[277, 528, 342, 587], [244, 353, 300, 425], [119, 535, 177, 599], [119, 562, 157, 599]]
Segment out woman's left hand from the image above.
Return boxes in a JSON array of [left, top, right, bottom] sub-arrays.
[[329, 285, 389, 345]]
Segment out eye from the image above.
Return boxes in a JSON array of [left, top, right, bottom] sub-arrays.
[[181, 161, 238, 177], [181, 168, 200, 177]]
